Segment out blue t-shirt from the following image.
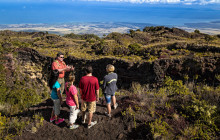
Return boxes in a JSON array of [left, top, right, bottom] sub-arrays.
[[51, 81, 61, 99]]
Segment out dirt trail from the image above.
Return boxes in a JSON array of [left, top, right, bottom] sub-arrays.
[[13, 96, 150, 140]]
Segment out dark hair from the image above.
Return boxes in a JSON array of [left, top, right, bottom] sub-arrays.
[[56, 52, 64, 58], [85, 65, 93, 74], [49, 69, 59, 89]]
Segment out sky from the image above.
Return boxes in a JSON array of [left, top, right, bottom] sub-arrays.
[[1, 0, 220, 5]]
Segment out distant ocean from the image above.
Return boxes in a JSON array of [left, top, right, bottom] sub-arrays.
[[0, 1, 220, 26]]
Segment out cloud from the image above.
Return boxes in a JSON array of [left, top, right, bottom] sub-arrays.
[[78, 0, 220, 4], [1, 0, 220, 4]]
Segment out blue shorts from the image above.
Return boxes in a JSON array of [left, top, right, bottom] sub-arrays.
[[104, 93, 115, 104]]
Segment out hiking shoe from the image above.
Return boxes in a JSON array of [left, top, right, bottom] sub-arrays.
[[69, 124, 79, 129], [105, 112, 111, 117], [114, 103, 118, 109], [82, 115, 86, 124], [55, 118, 64, 125], [50, 116, 55, 122], [88, 121, 97, 129]]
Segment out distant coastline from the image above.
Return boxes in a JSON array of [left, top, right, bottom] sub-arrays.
[[0, 22, 220, 36]]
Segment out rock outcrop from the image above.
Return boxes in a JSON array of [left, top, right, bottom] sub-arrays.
[[14, 48, 219, 89]]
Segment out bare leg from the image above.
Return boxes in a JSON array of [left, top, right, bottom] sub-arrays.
[[112, 96, 116, 106], [51, 109, 55, 118], [82, 111, 86, 121], [55, 115, 58, 121], [107, 103, 111, 114], [88, 112, 93, 125]]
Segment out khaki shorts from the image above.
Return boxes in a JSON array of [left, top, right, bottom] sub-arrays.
[[57, 78, 65, 94], [81, 101, 96, 113]]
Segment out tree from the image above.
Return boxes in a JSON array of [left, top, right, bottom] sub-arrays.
[[129, 29, 135, 37], [194, 29, 200, 34]]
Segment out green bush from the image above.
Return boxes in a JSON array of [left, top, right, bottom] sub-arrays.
[[183, 97, 217, 124], [0, 113, 30, 139], [0, 113, 44, 139], [182, 123, 217, 140], [194, 29, 200, 34], [0, 63, 48, 115], [149, 117, 172, 139], [161, 76, 191, 96], [128, 43, 142, 55]]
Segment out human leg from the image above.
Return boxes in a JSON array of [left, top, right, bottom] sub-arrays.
[[112, 95, 118, 109], [51, 99, 60, 122], [87, 101, 96, 126], [69, 106, 80, 129], [69, 106, 79, 125], [105, 94, 112, 116], [50, 109, 55, 122], [81, 100, 87, 124], [53, 99, 64, 124], [88, 112, 93, 125]]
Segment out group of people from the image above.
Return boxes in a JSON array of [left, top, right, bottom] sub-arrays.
[[49, 52, 118, 129]]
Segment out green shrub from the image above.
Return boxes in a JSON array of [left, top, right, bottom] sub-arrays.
[[194, 29, 200, 34], [0, 113, 44, 139], [195, 85, 220, 107], [182, 123, 217, 140], [0, 113, 30, 139], [183, 97, 217, 124], [161, 76, 191, 96], [0, 64, 7, 104], [149, 117, 172, 139], [128, 43, 142, 55]]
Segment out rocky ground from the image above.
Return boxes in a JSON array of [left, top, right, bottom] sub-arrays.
[[13, 96, 151, 140]]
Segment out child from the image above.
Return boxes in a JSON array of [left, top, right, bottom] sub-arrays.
[[65, 74, 80, 129], [103, 64, 118, 117], [49, 69, 64, 125]]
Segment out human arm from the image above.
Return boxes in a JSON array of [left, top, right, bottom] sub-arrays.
[[79, 88, 84, 105], [73, 94, 79, 109], [95, 78, 100, 102], [71, 86, 79, 109], [52, 61, 72, 72], [96, 89, 99, 102], [69, 65, 75, 71], [79, 88, 83, 97], [65, 65, 75, 72], [102, 77, 107, 91], [57, 65, 72, 72]]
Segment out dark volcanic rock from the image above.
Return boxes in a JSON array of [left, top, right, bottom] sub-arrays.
[[13, 48, 220, 90]]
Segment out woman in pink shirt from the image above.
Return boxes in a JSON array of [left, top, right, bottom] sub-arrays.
[[65, 74, 80, 129]]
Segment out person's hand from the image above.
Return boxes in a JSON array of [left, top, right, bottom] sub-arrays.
[[96, 97, 99, 102], [76, 105, 79, 110], [66, 65, 71, 69], [70, 65, 75, 71]]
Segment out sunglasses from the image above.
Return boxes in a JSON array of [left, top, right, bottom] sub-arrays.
[[60, 57, 64, 58]]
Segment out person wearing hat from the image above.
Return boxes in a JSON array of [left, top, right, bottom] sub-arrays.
[[103, 64, 118, 117]]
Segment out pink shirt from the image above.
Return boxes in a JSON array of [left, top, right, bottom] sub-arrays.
[[65, 83, 78, 106]]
